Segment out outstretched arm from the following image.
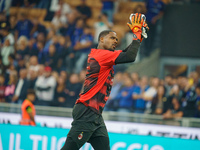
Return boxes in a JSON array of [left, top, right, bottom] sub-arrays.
[[115, 13, 148, 64], [122, 39, 135, 52], [115, 40, 140, 64]]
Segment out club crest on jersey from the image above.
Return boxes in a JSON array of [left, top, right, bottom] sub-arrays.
[[78, 132, 83, 140]]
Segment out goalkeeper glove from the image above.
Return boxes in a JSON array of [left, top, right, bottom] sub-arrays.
[[127, 13, 149, 42], [141, 14, 149, 39]]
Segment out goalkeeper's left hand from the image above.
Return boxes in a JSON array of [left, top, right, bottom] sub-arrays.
[[127, 13, 149, 42], [141, 15, 149, 39]]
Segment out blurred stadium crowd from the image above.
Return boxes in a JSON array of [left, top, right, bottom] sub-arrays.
[[0, 0, 200, 119], [105, 72, 200, 119]]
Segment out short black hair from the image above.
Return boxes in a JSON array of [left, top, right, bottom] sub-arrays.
[[98, 30, 115, 42], [27, 89, 35, 96]]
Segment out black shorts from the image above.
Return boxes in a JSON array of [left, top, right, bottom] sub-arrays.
[[67, 103, 109, 148]]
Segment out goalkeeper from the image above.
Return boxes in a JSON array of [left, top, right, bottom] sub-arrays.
[[61, 13, 149, 150]]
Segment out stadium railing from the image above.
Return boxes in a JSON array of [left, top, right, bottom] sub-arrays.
[[0, 102, 200, 128]]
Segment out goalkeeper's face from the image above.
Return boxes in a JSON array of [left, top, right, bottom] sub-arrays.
[[101, 32, 118, 51]]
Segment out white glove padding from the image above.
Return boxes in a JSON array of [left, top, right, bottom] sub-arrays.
[[129, 13, 148, 39]]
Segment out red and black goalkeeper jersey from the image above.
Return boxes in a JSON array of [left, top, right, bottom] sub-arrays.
[[76, 48, 122, 114]]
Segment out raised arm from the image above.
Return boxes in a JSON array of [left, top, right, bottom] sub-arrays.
[[115, 40, 140, 64], [115, 13, 148, 64]]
